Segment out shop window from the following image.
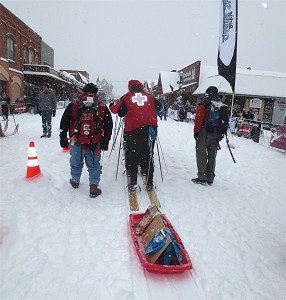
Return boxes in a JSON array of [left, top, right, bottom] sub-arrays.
[[29, 49, 34, 64], [7, 36, 14, 60], [23, 47, 28, 64]]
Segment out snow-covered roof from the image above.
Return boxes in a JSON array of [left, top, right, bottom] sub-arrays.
[[159, 71, 180, 94], [61, 71, 77, 82], [23, 70, 70, 84], [193, 66, 286, 98], [78, 72, 89, 84]]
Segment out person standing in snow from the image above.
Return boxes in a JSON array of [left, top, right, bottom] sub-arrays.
[[59, 83, 113, 198], [0, 91, 10, 121], [110, 80, 163, 191], [192, 86, 223, 186], [38, 83, 57, 138]]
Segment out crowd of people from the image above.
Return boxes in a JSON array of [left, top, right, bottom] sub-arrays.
[[2, 80, 281, 197]]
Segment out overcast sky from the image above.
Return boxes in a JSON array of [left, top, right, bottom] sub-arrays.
[[1, 0, 286, 96]]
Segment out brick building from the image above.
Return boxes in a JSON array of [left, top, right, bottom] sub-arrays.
[[0, 3, 42, 101], [0, 4, 88, 110]]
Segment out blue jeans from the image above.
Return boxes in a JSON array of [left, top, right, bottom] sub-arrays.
[[70, 143, 102, 186], [41, 111, 52, 135]]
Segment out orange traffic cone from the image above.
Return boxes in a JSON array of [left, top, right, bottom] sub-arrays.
[[26, 141, 41, 179], [62, 133, 70, 152]]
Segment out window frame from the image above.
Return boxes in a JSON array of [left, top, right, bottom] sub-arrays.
[[7, 36, 15, 61]]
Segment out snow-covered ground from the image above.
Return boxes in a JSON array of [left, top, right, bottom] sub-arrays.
[[0, 110, 285, 300]]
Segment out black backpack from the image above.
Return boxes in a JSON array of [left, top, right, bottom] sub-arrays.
[[207, 101, 229, 134]]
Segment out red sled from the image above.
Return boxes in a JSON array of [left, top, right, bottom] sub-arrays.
[[129, 212, 192, 274]]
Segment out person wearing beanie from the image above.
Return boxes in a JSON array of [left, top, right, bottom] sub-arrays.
[[192, 86, 222, 185], [59, 82, 113, 198], [110, 79, 163, 192], [38, 82, 57, 138]]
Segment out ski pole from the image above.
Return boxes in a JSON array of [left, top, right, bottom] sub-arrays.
[[157, 135, 168, 173], [156, 138, 163, 182], [115, 128, 123, 180], [112, 114, 119, 145], [109, 118, 123, 158], [226, 132, 236, 163]]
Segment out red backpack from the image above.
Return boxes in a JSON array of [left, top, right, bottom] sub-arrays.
[[70, 101, 105, 145]]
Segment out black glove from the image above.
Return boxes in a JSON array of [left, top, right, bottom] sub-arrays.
[[60, 131, 69, 148], [39, 111, 42, 116], [218, 134, 224, 141], [52, 110, 56, 117], [194, 132, 199, 141], [60, 138, 69, 148], [109, 103, 114, 109], [100, 140, 108, 151]]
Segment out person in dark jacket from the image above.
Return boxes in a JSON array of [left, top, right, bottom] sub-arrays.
[[38, 83, 57, 137], [111, 80, 163, 191], [0, 91, 10, 121], [192, 86, 223, 186], [59, 83, 113, 198]]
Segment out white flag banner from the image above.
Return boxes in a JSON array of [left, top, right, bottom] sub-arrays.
[[217, 0, 238, 93]]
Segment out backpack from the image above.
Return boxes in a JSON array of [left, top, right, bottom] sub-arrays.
[[207, 101, 229, 134], [71, 101, 105, 145]]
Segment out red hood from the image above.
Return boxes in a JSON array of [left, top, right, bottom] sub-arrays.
[[128, 80, 143, 91]]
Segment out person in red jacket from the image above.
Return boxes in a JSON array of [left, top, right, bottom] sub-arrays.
[[192, 86, 221, 186], [111, 80, 163, 191]]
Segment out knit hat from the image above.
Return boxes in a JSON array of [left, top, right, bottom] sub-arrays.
[[205, 86, 218, 97], [43, 82, 50, 88], [128, 80, 143, 92], [82, 83, 98, 94]]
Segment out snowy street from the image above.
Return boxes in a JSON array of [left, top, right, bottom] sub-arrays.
[[0, 111, 285, 300]]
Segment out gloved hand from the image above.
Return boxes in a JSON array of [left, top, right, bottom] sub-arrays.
[[194, 132, 199, 141], [100, 140, 108, 151], [60, 137, 69, 149], [60, 131, 69, 148], [109, 103, 114, 109], [39, 111, 42, 116], [52, 110, 56, 117]]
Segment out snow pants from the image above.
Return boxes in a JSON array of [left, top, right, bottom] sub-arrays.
[[70, 143, 102, 186], [195, 127, 217, 183], [41, 110, 52, 135], [125, 126, 157, 185]]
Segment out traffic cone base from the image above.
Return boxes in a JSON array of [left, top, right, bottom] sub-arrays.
[[26, 141, 41, 179]]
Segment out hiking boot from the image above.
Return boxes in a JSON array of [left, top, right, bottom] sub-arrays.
[[70, 179, 79, 188], [128, 183, 137, 192], [192, 178, 207, 185], [207, 181, 213, 186], [41, 134, 47, 138], [90, 184, 102, 198], [146, 183, 154, 191]]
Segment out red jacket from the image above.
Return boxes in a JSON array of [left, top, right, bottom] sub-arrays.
[[109, 98, 124, 114], [194, 103, 211, 133], [123, 92, 158, 132]]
